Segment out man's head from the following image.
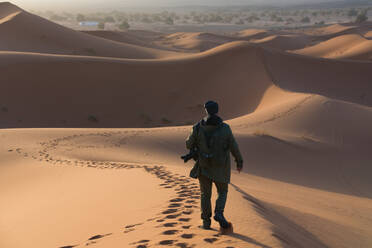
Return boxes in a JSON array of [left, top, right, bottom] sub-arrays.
[[204, 101, 219, 115]]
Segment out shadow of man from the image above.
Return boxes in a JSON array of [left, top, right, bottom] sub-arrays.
[[227, 232, 273, 248]]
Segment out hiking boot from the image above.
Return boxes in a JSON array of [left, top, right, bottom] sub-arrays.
[[214, 212, 230, 229], [201, 218, 211, 229]]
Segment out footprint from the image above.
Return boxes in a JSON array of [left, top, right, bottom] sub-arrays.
[[165, 214, 181, 219], [177, 190, 192, 194], [159, 240, 176, 245], [133, 239, 150, 248], [137, 239, 150, 243], [178, 193, 191, 197], [204, 238, 218, 243], [175, 243, 189, 248], [162, 209, 179, 214], [163, 222, 178, 227], [178, 218, 191, 222], [88, 234, 106, 240], [181, 233, 194, 239], [168, 203, 182, 208], [125, 223, 143, 228], [124, 228, 135, 233], [162, 230, 179, 235]]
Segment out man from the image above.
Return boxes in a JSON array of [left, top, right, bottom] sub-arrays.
[[185, 100, 243, 230]]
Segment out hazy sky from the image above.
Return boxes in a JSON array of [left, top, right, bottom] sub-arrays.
[[10, 0, 343, 10]]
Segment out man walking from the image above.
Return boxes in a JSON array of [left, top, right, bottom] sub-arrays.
[[185, 101, 243, 230]]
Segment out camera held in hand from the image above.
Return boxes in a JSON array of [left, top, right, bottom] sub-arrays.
[[181, 148, 199, 163]]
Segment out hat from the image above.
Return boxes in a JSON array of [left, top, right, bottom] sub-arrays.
[[204, 101, 219, 115]]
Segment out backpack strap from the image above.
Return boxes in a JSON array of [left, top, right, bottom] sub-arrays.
[[195, 122, 201, 137], [191, 122, 201, 148]]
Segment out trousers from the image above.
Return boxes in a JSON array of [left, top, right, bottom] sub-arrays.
[[198, 174, 228, 220]]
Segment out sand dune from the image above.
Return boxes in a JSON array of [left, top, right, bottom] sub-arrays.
[[364, 30, 372, 39], [0, 1, 20, 18], [1, 40, 372, 127], [0, 42, 275, 128], [83, 30, 155, 48], [252, 34, 312, 51], [234, 29, 269, 40], [2, 101, 372, 248], [297, 23, 356, 38], [83, 30, 179, 52], [154, 32, 237, 52], [1, 2, 372, 248], [263, 47, 372, 107], [292, 34, 372, 60], [0, 3, 180, 59], [154, 30, 307, 52]]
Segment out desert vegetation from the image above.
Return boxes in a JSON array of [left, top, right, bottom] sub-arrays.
[[34, 5, 371, 32]]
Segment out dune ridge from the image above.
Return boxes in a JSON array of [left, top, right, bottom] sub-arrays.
[[295, 23, 357, 38], [1, 39, 372, 128], [155, 32, 237, 52], [0, 1, 20, 18], [0, 41, 274, 128], [234, 29, 269, 40], [251, 34, 312, 51], [0, 3, 181, 59], [292, 34, 372, 60]]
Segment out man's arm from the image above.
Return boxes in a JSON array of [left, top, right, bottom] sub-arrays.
[[228, 126, 243, 171]]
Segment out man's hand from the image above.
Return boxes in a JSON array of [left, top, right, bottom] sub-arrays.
[[236, 160, 243, 173], [237, 162, 243, 173]]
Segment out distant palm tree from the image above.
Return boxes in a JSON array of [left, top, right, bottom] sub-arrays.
[[355, 10, 368, 23]]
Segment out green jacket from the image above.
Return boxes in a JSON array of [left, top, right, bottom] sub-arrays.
[[186, 118, 243, 183]]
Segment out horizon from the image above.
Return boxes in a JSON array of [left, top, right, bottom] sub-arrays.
[[8, 0, 372, 11]]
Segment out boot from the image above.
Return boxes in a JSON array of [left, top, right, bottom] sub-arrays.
[[201, 218, 211, 229], [214, 212, 229, 229]]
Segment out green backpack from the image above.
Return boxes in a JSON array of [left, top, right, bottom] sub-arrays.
[[189, 122, 224, 178]]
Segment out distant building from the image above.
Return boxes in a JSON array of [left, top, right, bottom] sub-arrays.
[[79, 21, 99, 27]]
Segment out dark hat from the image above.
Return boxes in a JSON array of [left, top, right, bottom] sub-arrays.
[[204, 101, 219, 115]]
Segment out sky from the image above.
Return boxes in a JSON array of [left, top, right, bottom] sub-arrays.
[[10, 0, 344, 9]]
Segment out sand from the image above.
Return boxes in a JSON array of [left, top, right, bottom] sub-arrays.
[[292, 34, 372, 60], [251, 34, 312, 51], [1, 2, 372, 248], [234, 29, 269, 40], [0, 4, 181, 59]]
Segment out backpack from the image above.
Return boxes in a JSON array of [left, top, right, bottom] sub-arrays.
[[189, 122, 223, 179]]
